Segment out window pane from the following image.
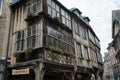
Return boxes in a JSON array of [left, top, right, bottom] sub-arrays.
[[32, 36, 36, 47], [33, 4, 37, 13], [82, 27, 86, 39], [76, 43, 82, 58], [48, 0, 51, 5], [48, 36, 52, 46], [21, 40, 24, 50], [16, 41, 20, 51], [17, 32, 21, 39], [56, 12, 60, 17], [37, 0, 41, 12], [62, 16, 65, 24], [58, 41, 62, 49], [27, 7, 31, 14], [56, 4, 59, 12], [27, 27, 31, 37], [84, 46, 88, 59], [66, 19, 69, 27], [61, 9, 64, 15], [22, 30, 24, 38], [66, 13, 68, 19], [52, 1, 55, 8], [75, 22, 79, 34], [63, 43, 67, 53], [53, 38, 57, 47], [68, 20, 71, 29], [32, 26, 36, 35], [52, 9, 56, 17], [48, 6, 52, 15]]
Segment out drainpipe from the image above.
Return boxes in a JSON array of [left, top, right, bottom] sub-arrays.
[[3, 3, 12, 80]]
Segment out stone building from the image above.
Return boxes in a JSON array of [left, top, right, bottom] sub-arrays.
[[103, 51, 115, 80], [0, 0, 12, 80], [111, 10, 120, 80], [6, 0, 103, 80]]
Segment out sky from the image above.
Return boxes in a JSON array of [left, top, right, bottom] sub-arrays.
[[59, 0, 120, 56]]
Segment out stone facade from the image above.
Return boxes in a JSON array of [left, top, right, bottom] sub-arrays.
[[0, 0, 12, 80], [111, 10, 120, 80]]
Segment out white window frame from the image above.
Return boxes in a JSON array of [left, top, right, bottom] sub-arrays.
[[0, 0, 3, 15]]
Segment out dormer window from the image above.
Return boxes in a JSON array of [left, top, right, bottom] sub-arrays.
[[74, 10, 80, 17], [70, 8, 82, 18]]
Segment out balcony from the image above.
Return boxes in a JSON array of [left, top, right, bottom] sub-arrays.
[[25, 0, 42, 21], [14, 47, 76, 65]]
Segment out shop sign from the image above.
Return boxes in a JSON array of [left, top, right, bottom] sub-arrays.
[[12, 68, 29, 75]]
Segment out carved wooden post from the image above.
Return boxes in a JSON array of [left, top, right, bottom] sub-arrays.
[[34, 63, 46, 80]]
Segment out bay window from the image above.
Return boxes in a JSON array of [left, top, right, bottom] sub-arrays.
[[27, 0, 42, 16], [47, 0, 71, 29], [15, 23, 42, 52], [47, 0, 60, 18], [47, 24, 74, 54], [61, 9, 71, 29]]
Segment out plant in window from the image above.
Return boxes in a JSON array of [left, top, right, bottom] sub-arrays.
[[13, 52, 21, 58], [24, 47, 33, 59], [50, 47, 63, 54], [54, 16, 61, 22], [69, 52, 75, 58], [27, 12, 33, 18]]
